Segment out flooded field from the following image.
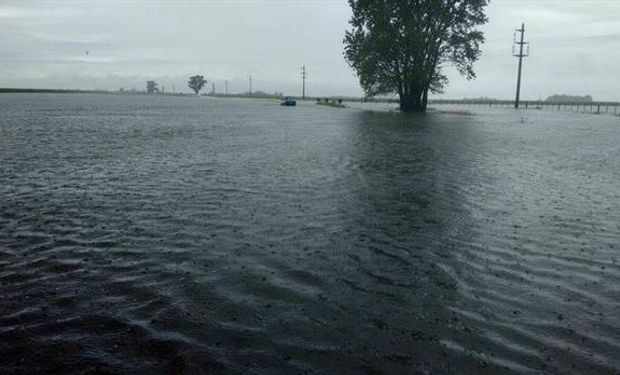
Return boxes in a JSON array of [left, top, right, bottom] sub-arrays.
[[1, 93, 619, 374]]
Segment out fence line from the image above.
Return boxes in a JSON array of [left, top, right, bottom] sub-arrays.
[[428, 100, 619, 115]]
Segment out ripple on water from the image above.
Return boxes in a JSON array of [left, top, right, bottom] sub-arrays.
[[1, 95, 619, 373]]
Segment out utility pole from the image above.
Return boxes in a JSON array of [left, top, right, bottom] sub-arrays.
[[249, 75, 253, 96], [225, 80, 228, 96], [301, 65, 308, 99], [513, 23, 529, 109]]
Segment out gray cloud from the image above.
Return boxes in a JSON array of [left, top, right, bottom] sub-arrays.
[[1, 0, 619, 100]]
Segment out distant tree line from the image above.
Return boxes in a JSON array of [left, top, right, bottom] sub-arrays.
[[240, 90, 281, 98], [546, 94, 593, 103], [143, 76, 207, 95], [463, 96, 499, 102]]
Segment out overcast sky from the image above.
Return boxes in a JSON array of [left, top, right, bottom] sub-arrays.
[[1, 0, 619, 100]]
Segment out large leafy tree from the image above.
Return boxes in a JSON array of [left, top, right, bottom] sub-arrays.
[[188, 75, 207, 95], [344, 0, 489, 112]]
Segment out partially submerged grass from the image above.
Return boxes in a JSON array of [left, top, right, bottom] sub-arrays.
[[317, 101, 346, 109], [428, 108, 474, 115]]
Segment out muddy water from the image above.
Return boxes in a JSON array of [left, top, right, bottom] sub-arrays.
[[1, 94, 619, 374]]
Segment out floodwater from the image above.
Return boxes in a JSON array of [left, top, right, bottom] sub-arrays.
[[1, 94, 619, 374]]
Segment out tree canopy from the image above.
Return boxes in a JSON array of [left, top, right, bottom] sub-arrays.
[[344, 0, 489, 112], [188, 75, 207, 95]]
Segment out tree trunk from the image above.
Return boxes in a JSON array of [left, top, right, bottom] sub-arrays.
[[399, 84, 426, 113]]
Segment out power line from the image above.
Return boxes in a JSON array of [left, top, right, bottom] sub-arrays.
[[513, 23, 529, 109], [485, 14, 619, 44], [528, 15, 618, 35]]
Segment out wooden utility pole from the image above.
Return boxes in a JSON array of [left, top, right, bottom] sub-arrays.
[[513, 23, 529, 109], [301, 65, 307, 99]]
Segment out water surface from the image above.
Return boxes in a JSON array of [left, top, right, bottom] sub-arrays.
[[1, 94, 619, 374]]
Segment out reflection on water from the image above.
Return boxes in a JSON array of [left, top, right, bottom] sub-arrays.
[[1, 94, 619, 374]]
